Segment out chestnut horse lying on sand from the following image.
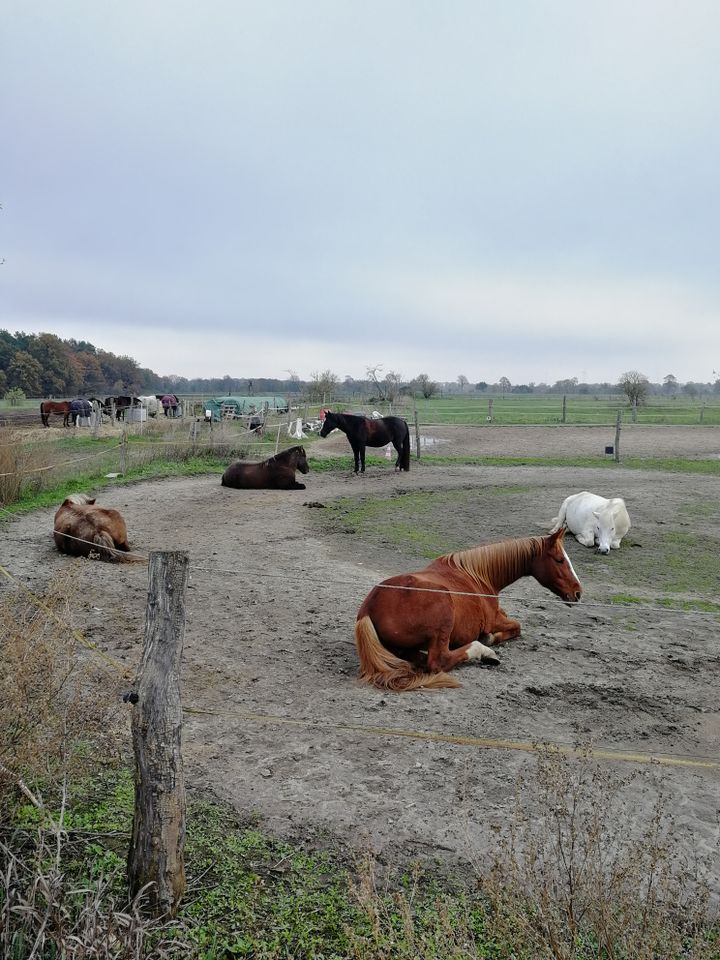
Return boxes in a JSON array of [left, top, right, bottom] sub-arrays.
[[355, 528, 582, 691], [221, 445, 309, 490], [54, 494, 140, 562]]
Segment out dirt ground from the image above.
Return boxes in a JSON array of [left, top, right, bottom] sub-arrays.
[[2, 425, 719, 878]]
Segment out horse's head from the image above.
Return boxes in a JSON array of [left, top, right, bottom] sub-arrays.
[[295, 446, 310, 474], [319, 413, 336, 438], [533, 528, 583, 605], [592, 507, 616, 555]]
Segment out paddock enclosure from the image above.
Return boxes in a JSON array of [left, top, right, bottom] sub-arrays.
[[2, 425, 719, 877]]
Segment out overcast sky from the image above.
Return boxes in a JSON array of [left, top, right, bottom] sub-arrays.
[[2, 1, 719, 385]]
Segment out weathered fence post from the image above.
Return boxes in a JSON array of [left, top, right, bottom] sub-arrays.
[[119, 429, 127, 475], [614, 410, 622, 463], [128, 550, 189, 917], [414, 403, 421, 461], [562, 395, 567, 423], [488, 398, 494, 421], [631, 398, 637, 423]]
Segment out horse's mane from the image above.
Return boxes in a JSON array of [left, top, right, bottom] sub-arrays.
[[442, 536, 545, 585], [64, 493, 95, 506], [265, 445, 304, 466]]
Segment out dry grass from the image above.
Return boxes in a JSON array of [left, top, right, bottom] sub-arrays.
[[0, 831, 191, 960], [0, 575, 126, 816], [0, 430, 56, 505], [0, 578, 193, 958], [478, 747, 719, 959]]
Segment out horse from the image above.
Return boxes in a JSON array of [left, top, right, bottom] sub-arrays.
[[53, 494, 141, 562], [354, 527, 582, 691], [319, 411, 410, 473], [160, 394, 179, 417], [221, 445, 309, 490], [69, 398, 92, 425], [138, 395, 160, 417], [550, 491, 631, 554], [40, 400, 71, 427], [102, 396, 138, 420]]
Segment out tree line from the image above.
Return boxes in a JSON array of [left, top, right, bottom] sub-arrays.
[[1, 331, 717, 402]]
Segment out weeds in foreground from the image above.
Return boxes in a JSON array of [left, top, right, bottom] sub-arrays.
[[479, 748, 718, 959]]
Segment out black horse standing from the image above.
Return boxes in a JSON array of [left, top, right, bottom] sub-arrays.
[[319, 412, 410, 473]]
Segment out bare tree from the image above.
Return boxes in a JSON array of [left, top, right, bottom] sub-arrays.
[[307, 369, 339, 403], [457, 374, 469, 393], [413, 373, 439, 399], [618, 370, 649, 405], [498, 376, 511, 396]]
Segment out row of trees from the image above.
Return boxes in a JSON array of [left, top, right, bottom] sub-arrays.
[[2, 331, 717, 403], [0, 331, 158, 398]]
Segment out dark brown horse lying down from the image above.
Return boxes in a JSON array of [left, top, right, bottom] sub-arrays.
[[221, 445, 309, 490], [355, 528, 582, 691], [54, 494, 139, 562]]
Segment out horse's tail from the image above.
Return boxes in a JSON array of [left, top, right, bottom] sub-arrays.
[[548, 502, 567, 533], [40, 402, 48, 427], [354, 616, 460, 691], [400, 424, 411, 471], [92, 531, 145, 563]]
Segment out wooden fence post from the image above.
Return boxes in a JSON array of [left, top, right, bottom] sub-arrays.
[[414, 403, 421, 461], [119, 429, 127, 475], [128, 550, 189, 917], [614, 410, 622, 463], [562, 395, 567, 423]]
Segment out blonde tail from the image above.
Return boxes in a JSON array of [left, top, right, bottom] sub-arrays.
[[354, 616, 460, 691], [92, 532, 145, 563]]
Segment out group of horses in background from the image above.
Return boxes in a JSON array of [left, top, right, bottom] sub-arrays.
[[40, 394, 180, 426]]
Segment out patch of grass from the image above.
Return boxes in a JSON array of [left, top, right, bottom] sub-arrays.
[[0, 454, 229, 517], [608, 594, 720, 615], [419, 454, 720, 474], [318, 486, 533, 557]]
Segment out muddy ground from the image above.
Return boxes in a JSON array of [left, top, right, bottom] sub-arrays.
[[2, 425, 719, 878]]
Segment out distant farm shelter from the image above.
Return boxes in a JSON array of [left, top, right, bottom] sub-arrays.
[[206, 395, 289, 421]]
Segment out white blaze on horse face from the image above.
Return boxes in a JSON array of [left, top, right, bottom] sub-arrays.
[[562, 546, 581, 589], [593, 509, 614, 554]]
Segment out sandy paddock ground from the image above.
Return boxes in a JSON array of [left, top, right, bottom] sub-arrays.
[[2, 425, 719, 877]]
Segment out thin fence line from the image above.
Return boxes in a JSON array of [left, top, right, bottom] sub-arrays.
[[1, 515, 718, 620], [0, 561, 133, 680], [0, 443, 124, 477], [0, 553, 716, 772], [181, 705, 720, 772]]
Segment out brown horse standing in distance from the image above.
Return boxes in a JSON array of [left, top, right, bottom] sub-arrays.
[[53, 494, 140, 562], [40, 400, 72, 427], [355, 528, 582, 691], [221, 445, 309, 489]]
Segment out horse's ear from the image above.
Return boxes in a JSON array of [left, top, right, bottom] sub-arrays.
[[547, 526, 566, 544]]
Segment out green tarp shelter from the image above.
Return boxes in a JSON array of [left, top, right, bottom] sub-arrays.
[[205, 395, 289, 422]]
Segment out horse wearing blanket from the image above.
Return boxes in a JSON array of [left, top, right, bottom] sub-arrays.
[[549, 491, 630, 554]]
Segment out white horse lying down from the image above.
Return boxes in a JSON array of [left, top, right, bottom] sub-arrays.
[[549, 491, 630, 554]]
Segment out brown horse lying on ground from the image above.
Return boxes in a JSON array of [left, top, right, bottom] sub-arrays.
[[53, 494, 140, 562], [221, 445, 309, 490], [355, 528, 582, 691]]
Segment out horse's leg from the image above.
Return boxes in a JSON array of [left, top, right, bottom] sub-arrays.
[[487, 607, 522, 644], [426, 635, 500, 673], [393, 440, 402, 471], [359, 444, 366, 473], [350, 441, 361, 473]]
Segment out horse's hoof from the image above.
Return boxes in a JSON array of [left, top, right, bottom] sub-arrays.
[[481, 652, 501, 666]]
